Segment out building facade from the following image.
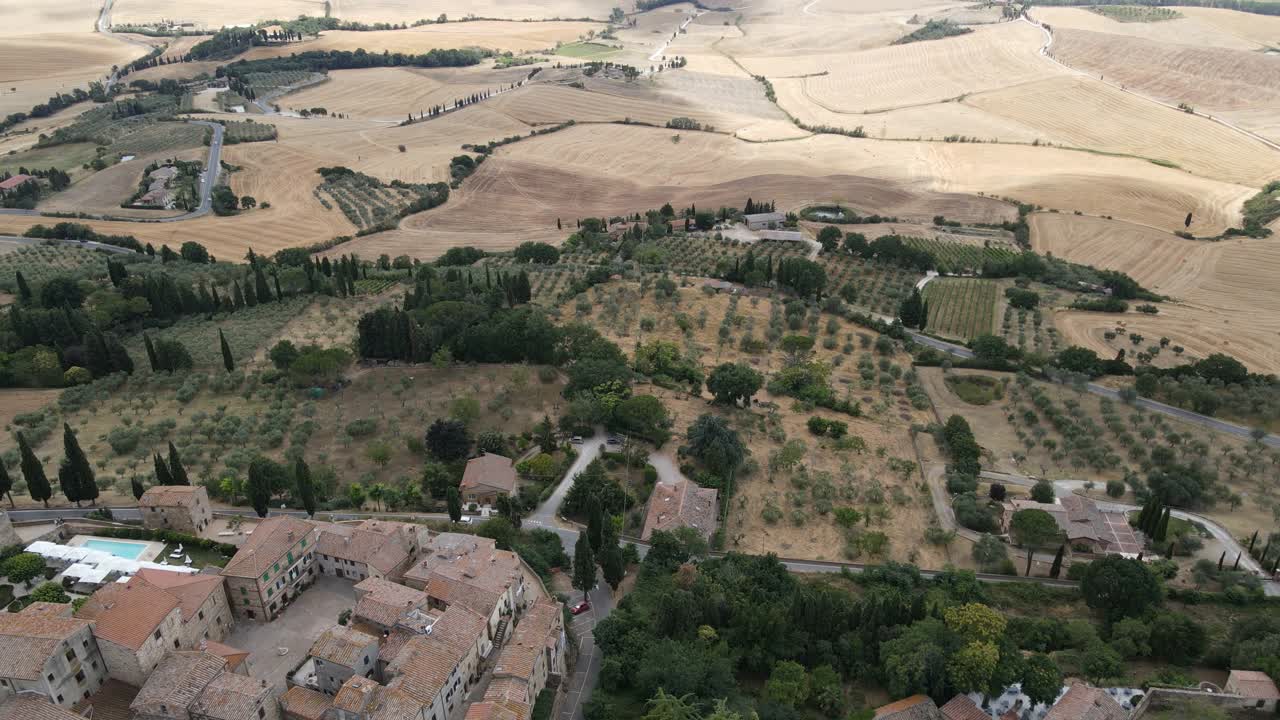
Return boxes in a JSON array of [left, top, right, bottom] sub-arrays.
[[140, 486, 214, 535], [221, 517, 318, 622], [458, 455, 516, 508], [306, 626, 379, 695], [0, 603, 108, 708]]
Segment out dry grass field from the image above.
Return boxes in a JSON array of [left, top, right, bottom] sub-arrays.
[[773, 22, 1056, 113], [1049, 29, 1280, 143], [0, 0, 103, 36], [239, 21, 599, 59], [1032, 6, 1271, 50], [1032, 213, 1280, 376], [279, 65, 535, 122], [112, 0, 616, 27], [0, 34, 147, 117], [964, 75, 1280, 186], [40, 149, 206, 217]]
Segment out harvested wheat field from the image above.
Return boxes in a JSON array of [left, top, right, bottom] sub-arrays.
[[0, 0, 103, 35], [1033, 213, 1280, 375], [1033, 6, 1267, 50], [279, 66, 535, 122], [0, 34, 147, 116], [770, 21, 1058, 113], [109, 0, 323, 30], [240, 21, 598, 61], [964, 75, 1280, 186], [330, 0, 617, 23], [1050, 29, 1280, 112]]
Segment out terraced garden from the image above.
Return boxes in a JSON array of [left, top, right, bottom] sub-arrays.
[[923, 277, 998, 340]]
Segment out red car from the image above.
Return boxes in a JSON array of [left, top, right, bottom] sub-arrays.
[[570, 600, 591, 615]]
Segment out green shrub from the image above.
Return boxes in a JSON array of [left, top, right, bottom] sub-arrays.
[[345, 418, 378, 437]]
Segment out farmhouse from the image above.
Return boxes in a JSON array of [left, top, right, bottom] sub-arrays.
[[220, 516, 319, 622], [743, 211, 785, 230], [1001, 495, 1137, 555], [458, 454, 516, 508], [1226, 670, 1280, 713], [0, 603, 107, 708], [641, 477, 719, 542], [0, 175, 35, 196], [139, 485, 214, 534]]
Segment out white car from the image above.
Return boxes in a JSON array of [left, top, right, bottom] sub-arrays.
[[571, 436, 584, 444]]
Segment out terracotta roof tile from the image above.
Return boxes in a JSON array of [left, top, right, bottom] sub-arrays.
[[0, 696, 84, 720], [385, 606, 486, 706], [492, 603, 559, 683], [316, 524, 411, 575], [76, 576, 181, 651], [353, 577, 429, 628], [940, 695, 989, 720], [460, 454, 516, 495], [188, 671, 269, 720], [134, 569, 224, 623], [641, 478, 718, 541], [198, 639, 249, 671], [1043, 684, 1127, 720], [139, 486, 205, 508], [1228, 670, 1280, 700], [0, 603, 94, 680], [873, 695, 944, 720], [279, 687, 332, 720], [309, 625, 377, 667], [74, 679, 139, 720], [131, 651, 227, 719], [221, 517, 316, 579]]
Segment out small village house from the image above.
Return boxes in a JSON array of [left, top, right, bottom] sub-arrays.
[[458, 454, 516, 509], [0, 603, 107, 707], [220, 516, 318, 622], [140, 486, 214, 534]]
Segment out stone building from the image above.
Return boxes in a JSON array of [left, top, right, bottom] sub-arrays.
[[0, 603, 107, 708], [139, 486, 214, 535], [221, 517, 318, 622]]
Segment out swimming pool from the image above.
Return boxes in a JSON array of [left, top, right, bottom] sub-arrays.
[[81, 538, 150, 560]]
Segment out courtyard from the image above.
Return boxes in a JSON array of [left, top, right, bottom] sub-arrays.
[[225, 574, 357, 692]]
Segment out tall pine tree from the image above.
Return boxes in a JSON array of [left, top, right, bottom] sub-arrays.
[[17, 432, 51, 508]]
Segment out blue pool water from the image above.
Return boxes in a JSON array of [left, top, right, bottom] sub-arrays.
[[81, 538, 148, 560]]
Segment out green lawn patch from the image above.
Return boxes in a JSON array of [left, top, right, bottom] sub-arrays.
[[555, 42, 620, 59], [944, 373, 1005, 405], [161, 542, 230, 569]]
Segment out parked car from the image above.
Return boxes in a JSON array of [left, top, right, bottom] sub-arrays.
[[571, 436, 584, 444], [571, 600, 591, 615]]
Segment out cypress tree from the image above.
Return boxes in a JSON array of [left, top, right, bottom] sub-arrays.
[[15, 271, 32, 303], [1154, 507, 1170, 542], [586, 495, 604, 554], [168, 442, 190, 486], [572, 532, 595, 599], [17, 432, 51, 508], [1049, 544, 1065, 579], [143, 332, 159, 372], [219, 329, 235, 372], [254, 264, 272, 303], [1249, 530, 1258, 554], [83, 328, 112, 377], [131, 476, 145, 501], [0, 460, 12, 508], [1218, 551, 1226, 570], [244, 278, 258, 307], [59, 423, 96, 507], [106, 333, 134, 375], [273, 272, 284, 301], [232, 280, 245, 309], [153, 452, 174, 486], [296, 457, 316, 518]]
